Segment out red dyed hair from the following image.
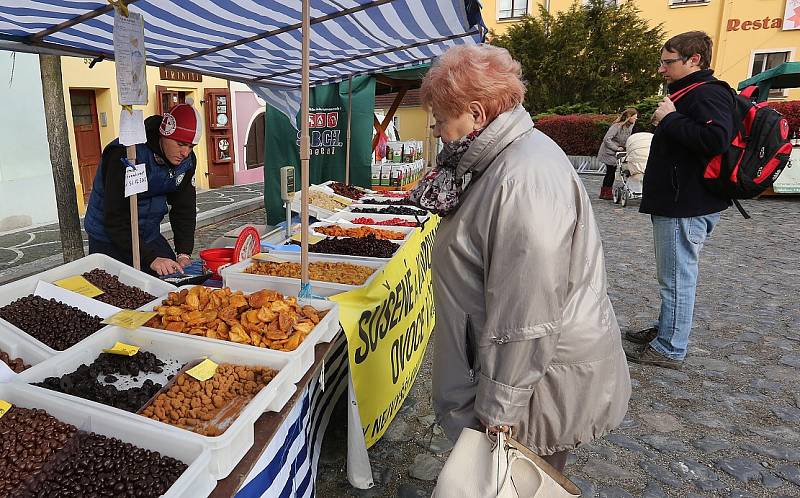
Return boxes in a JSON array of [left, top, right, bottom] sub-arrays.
[[420, 44, 526, 121]]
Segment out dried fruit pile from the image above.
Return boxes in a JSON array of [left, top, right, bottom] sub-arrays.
[[82, 268, 156, 308], [314, 224, 405, 240], [34, 351, 167, 413], [307, 234, 399, 258], [145, 287, 324, 351], [308, 191, 349, 211], [245, 260, 375, 286], [351, 217, 419, 227], [363, 198, 413, 206], [140, 364, 277, 437], [328, 181, 366, 200], [351, 206, 425, 216]]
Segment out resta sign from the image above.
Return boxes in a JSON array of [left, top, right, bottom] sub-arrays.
[[727, 17, 784, 31]]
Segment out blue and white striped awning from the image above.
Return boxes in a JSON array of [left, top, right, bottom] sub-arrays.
[[0, 1, 484, 88]]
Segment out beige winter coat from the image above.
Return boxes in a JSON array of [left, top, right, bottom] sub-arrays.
[[597, 122, 633, 166], [431, 105, 631, 455]]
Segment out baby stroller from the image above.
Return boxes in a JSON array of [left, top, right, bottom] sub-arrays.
[[613, 132, 653, 207]]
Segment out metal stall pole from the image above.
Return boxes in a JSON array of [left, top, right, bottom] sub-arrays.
[[300, 0, 311, 287], [345, 75, 353, 184]]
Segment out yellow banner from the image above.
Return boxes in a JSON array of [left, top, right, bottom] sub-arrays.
[[331, 217, 439, 447]]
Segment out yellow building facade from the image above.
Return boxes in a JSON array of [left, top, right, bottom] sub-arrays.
[[60, 57, 233, 213], [484, 0, 799, 100]]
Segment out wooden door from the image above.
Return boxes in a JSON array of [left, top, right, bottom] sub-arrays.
[[245, 111, 266, 169], [70, 89, 102, 203], [204, 88, 235, 187], [156, 85, 180, 114]]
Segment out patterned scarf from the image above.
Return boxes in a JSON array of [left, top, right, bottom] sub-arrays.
[[409, 129, 483, 216]]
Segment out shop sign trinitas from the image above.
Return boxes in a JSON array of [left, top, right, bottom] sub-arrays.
[[159, 66, 203, 82]]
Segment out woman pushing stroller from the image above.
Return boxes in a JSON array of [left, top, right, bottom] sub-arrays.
[[598, 108, 637, 199]]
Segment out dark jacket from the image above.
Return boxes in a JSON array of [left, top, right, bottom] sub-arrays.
[[639, 69, 734, 217], [84, 115, 196, 267]]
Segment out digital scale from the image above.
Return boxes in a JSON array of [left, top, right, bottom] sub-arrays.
[[281, 166, 296, 238]]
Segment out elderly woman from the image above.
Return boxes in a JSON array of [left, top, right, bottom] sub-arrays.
[[410, 45, 631, 471]]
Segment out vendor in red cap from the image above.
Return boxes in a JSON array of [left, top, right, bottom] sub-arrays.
[[84, 102, 201, 276]]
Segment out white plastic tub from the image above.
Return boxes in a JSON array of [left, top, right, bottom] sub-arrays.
[[16, 325, 300, 480], [268, 238, 402, 262], [290, 185, 354, 220], [0, 382, 214, 498], [138, 286, 340, 384], [0, 253, 176, 354], [333, 211, 427, 227], [3, 253, 175, 297], [344, 203, 428, 218], [221, 253, 385, 297], [0, 326, 52, 380], [309, 221, 415, 242]]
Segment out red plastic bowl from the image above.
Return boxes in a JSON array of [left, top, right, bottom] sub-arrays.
[[199, 247, 234, 279]]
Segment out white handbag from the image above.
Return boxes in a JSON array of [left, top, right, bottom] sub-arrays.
[[432, 428, 581, 498]]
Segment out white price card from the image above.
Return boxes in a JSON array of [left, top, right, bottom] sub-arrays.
[[124, 163, 148, 197], [119, 109, 146, 146], [113, 11, 148, 105]]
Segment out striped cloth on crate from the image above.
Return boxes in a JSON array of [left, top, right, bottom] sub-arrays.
[[0, 1, 483, 88], [235, 333, 349, 497]]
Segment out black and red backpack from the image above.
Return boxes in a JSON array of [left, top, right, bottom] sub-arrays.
[[670, 81, 792, 218]]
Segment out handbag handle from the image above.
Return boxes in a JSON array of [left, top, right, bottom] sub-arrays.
[[496, 436, 545, 496]]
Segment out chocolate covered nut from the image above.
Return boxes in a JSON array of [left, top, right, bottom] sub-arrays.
[[0, 296, 103, 350], [81, 269, 156, 309]]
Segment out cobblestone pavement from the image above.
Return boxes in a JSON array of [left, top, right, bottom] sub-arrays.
[[0, 182, 263, 271], [310, 174, 800, 498]]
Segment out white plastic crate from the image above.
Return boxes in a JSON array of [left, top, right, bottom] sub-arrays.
[[290, 185, 354, 220], [221, 253, 386, 297], [309, 220, 415, 242], [0, 326, 52, 380], [332, 211, 427, 227], [0, 382, 214, 498], [16, 326, 300, 480], [138, 285, 340, 384], [344, 203, 428, 218], [0, 278, 115, 355], [0, 254, 176, 353], [4, 253, 175, 297], [268, 237, 402, 262]]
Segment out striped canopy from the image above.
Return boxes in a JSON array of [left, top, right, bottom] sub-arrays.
[[0, 0, 484, 88]]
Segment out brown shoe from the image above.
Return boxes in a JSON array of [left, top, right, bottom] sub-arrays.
[[625, 327, 658, 344], [626, 344, 684, 370]]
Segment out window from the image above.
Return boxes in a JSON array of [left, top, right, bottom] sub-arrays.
[[498, 0, 528, 20], [245, 112, 266, 170], [669, 0, 709, 6], [750, 51, 791, 98]]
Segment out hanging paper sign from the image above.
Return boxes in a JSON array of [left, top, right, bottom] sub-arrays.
[[113, 11, 148, 105], [119, 109, 146, 146], [124, 163, 148, 197]]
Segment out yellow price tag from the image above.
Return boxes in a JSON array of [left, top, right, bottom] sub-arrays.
[[103, 342, 140, 356], [290, 233, 325, 244], [103, 310, 157, 329], [0, 400, 11, 419], [186, 358, 218, 382], [53, 275, 104, 298], [252, 253, 289, 263]]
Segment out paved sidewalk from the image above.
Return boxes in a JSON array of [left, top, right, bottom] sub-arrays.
[[308, 174, 800, 498], [0, 182, 264, 284]]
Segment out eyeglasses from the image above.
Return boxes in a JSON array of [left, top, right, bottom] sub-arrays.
[[659, 58, 686, 67]]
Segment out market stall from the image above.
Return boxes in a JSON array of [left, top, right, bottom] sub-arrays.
[[0, 2, 480, 495]]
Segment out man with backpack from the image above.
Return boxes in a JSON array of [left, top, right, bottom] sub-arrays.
[[625, 31, 736, 370]]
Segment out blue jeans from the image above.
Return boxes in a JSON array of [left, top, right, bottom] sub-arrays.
[[650, 214, 720, 359]]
